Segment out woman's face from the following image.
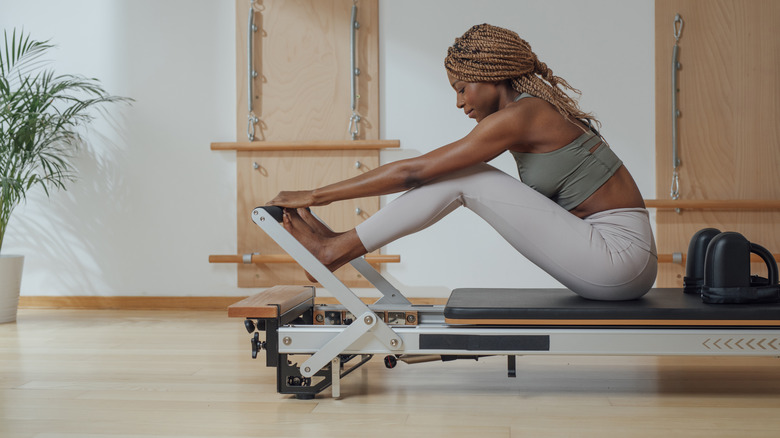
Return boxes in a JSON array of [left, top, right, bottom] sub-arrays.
[[447, 71, 501, 123]]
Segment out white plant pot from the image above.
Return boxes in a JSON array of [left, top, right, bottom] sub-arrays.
[[0, 255, 24, 323]]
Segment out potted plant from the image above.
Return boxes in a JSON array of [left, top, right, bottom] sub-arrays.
[[0, 29, 130, 322]]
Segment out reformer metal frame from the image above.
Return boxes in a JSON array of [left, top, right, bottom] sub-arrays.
[[242, 207, 780, 399]]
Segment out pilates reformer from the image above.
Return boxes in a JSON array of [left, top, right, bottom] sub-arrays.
[[228, 206, 780, 399]]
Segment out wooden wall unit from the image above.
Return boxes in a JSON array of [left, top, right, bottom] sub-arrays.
[[654, 0, 780, 286], [235, 0, 379, 142], [212, 0, 398, 287]]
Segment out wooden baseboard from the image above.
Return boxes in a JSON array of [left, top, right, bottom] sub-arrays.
[[19, 296, 448, 310], [18, 296, 245, 310]]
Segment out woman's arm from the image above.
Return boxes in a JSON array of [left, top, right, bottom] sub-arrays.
[[267, 109, 525, 208]]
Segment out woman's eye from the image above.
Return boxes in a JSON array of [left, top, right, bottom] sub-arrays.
[[458, 88, 464, 94]]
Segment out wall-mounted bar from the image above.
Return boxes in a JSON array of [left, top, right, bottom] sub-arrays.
[[644, 199, 780, 210], [209, 254, 400, 265], [247, 0, 259, 141], [347, 1, 361, 140], [210, 139, 400, 151], [659, 253, 780, 265], [670, 13, 684, 199]]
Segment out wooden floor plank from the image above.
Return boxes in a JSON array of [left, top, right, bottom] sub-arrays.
[[2, 309, 780, 437]]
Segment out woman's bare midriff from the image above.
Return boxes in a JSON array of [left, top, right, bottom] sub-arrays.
[[567, 166, 646, 219]]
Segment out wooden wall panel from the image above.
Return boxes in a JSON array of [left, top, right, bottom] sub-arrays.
[[236, 0, 379, 142], [237, 150, 380, 287], [233, 0, 382, 287], [655, 0, 780, 286]]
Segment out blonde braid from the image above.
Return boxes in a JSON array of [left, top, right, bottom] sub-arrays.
[[445, 24, 599, 128]]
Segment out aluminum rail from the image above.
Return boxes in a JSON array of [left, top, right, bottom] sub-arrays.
[[247, 1, 259, 141], [670, 14, 684, 199], [348, 1, 361, 140]]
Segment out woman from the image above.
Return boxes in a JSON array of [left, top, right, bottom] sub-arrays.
[[268, 24, 657, 301]]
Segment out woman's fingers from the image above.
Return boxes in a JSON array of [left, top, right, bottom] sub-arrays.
[[267, 190, 314, 208]]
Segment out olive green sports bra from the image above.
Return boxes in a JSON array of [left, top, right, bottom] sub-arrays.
[[509, 93, 623, 210]]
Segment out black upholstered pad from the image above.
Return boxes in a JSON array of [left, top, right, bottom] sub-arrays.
[[444, 288, 780, 326]]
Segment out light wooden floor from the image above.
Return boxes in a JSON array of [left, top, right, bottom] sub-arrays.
[[3, 309, 780, 437]]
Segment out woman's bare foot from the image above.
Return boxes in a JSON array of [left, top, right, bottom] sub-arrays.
[[282, 208, 368, 282], [296, 208, 338, 238]]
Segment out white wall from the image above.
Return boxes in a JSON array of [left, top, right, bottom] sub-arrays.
[[1, 0, 239, 297], [1, 0, 654, 298]]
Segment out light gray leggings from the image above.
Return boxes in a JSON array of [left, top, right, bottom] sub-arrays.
[[355, 163, 657, 301]]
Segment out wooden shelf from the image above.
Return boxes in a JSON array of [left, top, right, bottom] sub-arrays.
[[209, 254, 400, 264], [645, 199, 780, 210], [211, 139, 400, 152]]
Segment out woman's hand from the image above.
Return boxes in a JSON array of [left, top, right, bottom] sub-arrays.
[[267, 190, 320, 209]]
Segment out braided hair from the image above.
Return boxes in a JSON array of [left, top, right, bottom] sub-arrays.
[[444, 24, 599, 128]]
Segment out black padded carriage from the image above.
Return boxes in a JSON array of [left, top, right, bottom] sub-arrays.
[[444, 288, 780, 327]]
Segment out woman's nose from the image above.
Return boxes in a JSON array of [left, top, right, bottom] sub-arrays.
[[456, 94, 464, 108]]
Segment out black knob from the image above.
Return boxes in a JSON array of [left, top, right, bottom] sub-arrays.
[[383, 355, 397, 369], [251, 332, 265, 359]]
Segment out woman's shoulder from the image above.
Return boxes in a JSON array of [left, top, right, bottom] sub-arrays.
[[508, 94, 562, 117], [495, 97, 587, 153]]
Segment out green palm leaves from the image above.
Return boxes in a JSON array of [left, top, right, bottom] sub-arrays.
[[0, 29, 130, 251]]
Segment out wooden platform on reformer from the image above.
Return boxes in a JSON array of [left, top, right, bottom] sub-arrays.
[[228, 285, 314, 318], [443, 288, 780, 327]]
